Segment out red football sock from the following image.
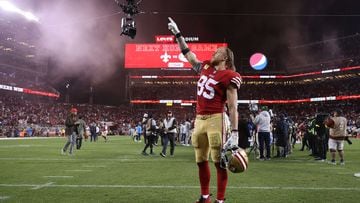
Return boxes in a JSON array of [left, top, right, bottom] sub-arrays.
[[197, 161, 210, 195], [215, 162, 228, 200]]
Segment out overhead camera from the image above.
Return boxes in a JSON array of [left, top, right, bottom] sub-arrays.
[[115, 0, 142, 39], [121, 16, 136, 39]]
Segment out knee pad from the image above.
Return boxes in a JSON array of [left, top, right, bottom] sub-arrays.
[[210, 146, 221, 163], [195, 146, 210, 163]]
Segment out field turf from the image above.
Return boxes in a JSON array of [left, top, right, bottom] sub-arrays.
[[0, 136, 359, 203]]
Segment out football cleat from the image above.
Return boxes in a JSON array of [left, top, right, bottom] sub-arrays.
[[195, 195, 211, 203]]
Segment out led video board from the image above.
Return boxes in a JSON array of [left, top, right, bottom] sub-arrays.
[[124, 43, 227, 69]]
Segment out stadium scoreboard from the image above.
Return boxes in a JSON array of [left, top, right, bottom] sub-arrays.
[[125, 42, 227, 69]]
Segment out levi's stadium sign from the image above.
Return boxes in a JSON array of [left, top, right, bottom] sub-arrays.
[[155, 35, 175, 43], [124, 43, 227, 69]]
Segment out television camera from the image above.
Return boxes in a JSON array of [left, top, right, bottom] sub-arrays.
[[115, 0, 142, 39]]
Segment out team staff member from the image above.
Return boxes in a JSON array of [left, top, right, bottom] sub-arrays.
[[168, 17, 241, 203], [160, 111, 177, 157], [75, 115, 87, 150], [252, 106, 271, 160], [142, 114, 157, 156], [62, 108, 78, 155]]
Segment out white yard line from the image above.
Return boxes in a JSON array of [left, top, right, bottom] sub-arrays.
[[82, 165, 107, 168], [0, 137, 61, 140], [0, 196, 10, 200], [0, 145, 46, 148], [31, 182, 54, 190], [65, 170, 92, 172], [319, 167, 346, 170], [0, 183, 360, 191], [0, 157, 187, 162], [43, 176, 74, 178]]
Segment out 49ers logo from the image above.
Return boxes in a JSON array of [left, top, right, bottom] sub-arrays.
[[197, 75, 218, 99]]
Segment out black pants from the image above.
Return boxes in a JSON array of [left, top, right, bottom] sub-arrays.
[[143, 134, 155, 153], [161, 133, 175, 156], [301, 134, 309, 150], [317, 136, 327, 159], [90, 133, 97, 142], [258, 132, 271, 159], [76, 137, 83, 149]]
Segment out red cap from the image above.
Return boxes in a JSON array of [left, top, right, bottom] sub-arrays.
[[70, 108, 78, 113]]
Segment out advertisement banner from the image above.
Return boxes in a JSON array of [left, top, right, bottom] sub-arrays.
[[124, 43, 227, 68]]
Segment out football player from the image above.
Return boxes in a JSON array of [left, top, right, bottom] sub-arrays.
[[168, 17, 242, 203], [101, 123, 108, 142]]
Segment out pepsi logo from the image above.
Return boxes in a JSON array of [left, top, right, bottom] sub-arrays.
[[250, 53, 268, 71]]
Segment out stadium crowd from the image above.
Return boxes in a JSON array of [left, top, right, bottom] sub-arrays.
[[1, 90, 359, 138], [130, 75, 359, 100]]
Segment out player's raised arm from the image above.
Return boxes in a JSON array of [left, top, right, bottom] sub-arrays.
[[168, 17, 202, 72]]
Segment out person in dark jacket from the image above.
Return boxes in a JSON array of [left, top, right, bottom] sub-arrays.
[[275, 114, 289, 157], [238, 114, 250, 149], [142, 113, 157, 156], [75, 115, 86, 150], [61, 108, 78, 155]]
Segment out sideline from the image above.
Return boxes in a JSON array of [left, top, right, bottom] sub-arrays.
[[0, 137, 62, 140], [0, 183, 360, 191]]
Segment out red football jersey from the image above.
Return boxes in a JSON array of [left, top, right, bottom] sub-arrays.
[[196, 61, 242, 115]]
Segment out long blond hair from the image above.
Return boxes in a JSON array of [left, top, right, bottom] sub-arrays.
[[225, 47, 235, 71]]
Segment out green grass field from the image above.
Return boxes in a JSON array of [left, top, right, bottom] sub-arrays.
[[0, 136, 359, 203]]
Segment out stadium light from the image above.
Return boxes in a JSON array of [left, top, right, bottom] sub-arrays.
[[0, 1, 39, 22]]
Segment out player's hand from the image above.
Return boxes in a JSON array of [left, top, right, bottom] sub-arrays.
[[224, 131, 239, 150], [168, 17, 180, 34]]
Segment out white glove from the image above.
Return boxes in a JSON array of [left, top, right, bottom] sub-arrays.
[[224, 131, 239, 150], [168, 17, 180, 35]]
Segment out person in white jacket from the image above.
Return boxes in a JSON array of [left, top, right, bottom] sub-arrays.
[[160, 111, 177, 157], [253, 106, 271, 160]]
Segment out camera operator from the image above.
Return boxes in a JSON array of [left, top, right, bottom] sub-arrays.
[[238, 113, 251, 149], [306, 117, 317, 157], [251, 106, 271, 160], [314, 108, 329, 162]]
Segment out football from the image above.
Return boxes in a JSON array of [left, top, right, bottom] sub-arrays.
[[325, 117, 335, 128]]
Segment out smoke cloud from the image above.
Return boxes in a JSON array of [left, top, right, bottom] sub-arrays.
[[32, 0, 123, 84]]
